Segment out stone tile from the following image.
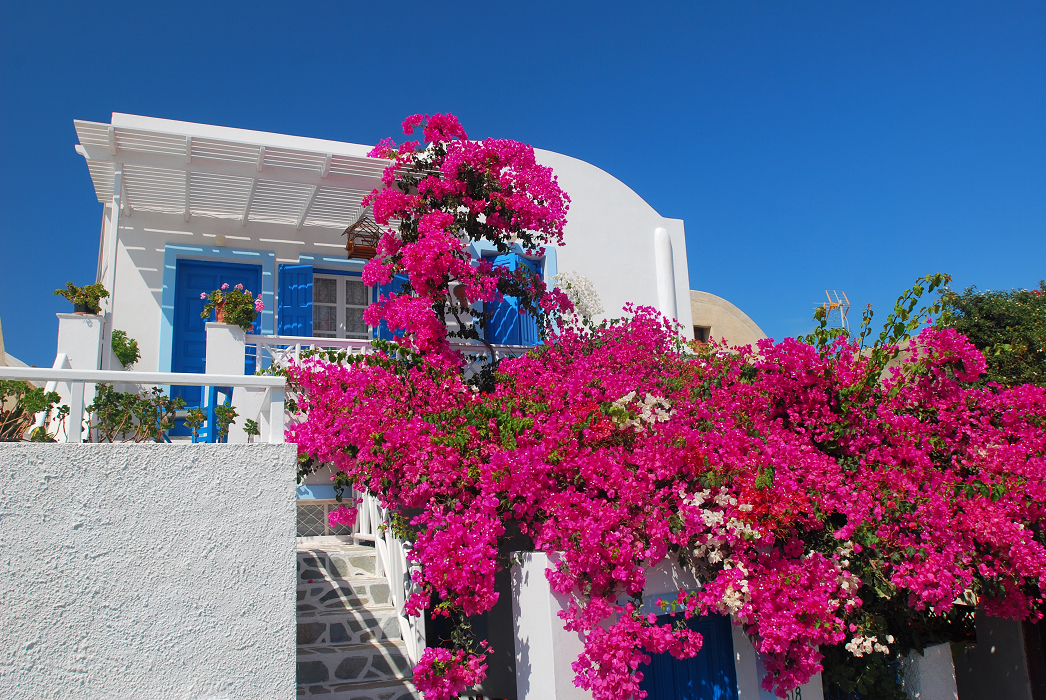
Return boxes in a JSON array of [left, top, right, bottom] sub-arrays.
[[297, 661, 330, 685]]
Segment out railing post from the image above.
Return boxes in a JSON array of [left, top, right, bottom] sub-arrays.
[[55, 313, 104, 440], [268, 386, 285, 443]]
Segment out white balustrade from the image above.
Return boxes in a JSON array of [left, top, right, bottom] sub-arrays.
[[349, 489, 427, 666], [0, 367, 287, 444]]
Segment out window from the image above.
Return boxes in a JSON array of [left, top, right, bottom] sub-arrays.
[[694, 326, 711, 343], [312, 274, 372, 339]]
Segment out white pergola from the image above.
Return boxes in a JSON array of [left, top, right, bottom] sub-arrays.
[[74, 114, 388, 230]]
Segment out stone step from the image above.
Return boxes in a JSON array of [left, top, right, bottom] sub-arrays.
[[297, 577, 392, 613], [297, 640, 413, 687], [298, 607, 402, 646], [296, 677, 420, 700], [298, 543, 379, 581]]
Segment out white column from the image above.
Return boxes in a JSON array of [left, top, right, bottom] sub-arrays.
[[100, 169, 122, 370], [511, 552, 593, 700], [205, 322, 247, 375], [654, 227, 677, 320], [900, 642, 959, 700], [55, 313, 105, 442]]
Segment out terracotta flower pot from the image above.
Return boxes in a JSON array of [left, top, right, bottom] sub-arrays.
[[73, 303, 96, 314], [215, 303, 226, 323]]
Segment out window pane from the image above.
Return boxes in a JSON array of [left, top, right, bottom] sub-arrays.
[[314, 304, 336, 332], [346, 307, 368, 335], [315, 277, 337, 304], [346, 279, 368, 306]]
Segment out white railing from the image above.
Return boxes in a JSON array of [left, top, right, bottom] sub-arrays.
[[0, 366, 287, 444], [246, 333, 532, 379], [352, 489, 426, 666]]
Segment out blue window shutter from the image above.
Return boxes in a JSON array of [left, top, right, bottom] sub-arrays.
[[278, 264, 312, 337], [486, 254, 543, 346], [517, 256, 542, 346], [378, 274, 409, 341]]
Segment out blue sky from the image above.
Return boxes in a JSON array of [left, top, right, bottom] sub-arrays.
[[1, 1, 1043, 366]]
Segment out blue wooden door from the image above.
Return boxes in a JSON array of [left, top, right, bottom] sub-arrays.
[[485, 253, 542, 346], [638, 613, 738, 700], [171, 259, 262, 421]]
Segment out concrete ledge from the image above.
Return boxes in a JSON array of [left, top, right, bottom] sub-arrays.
[[0, 443, 297, 700]]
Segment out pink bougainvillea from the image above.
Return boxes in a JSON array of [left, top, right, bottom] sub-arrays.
[[284, 114, 1046, 700]]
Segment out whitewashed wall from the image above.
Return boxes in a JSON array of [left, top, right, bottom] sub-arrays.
[[0, 443, 297, 700], [535, 149, 694, 337], [86, 119, 695, 374]]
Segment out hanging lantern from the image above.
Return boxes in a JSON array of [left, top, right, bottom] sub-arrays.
[[343, 215, 383, 260]]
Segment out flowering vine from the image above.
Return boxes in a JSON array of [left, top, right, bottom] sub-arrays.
[[285, 114, 1046, 700]]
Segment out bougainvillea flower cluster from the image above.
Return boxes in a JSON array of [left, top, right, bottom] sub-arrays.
[[360, 113, 572, 357], [288, 309, 1046, 698], [285, 114, 1046, 699]]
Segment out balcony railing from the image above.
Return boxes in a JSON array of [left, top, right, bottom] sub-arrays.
[[0, 365, 286, 444]]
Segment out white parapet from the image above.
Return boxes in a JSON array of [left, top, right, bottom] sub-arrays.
[[0, 443, 297, 700], [901, 642, 959, 700], [205, 322, 247, 375], [511, 551, 593, 700]]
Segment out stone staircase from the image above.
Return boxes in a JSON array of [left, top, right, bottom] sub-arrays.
[[297, 539, 420, 700]]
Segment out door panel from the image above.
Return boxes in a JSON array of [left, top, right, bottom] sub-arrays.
[[638, 613, 739, 700], [171, 259, 262, 433]]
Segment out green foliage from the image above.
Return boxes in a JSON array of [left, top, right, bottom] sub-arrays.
[[244, 418, 260, 442], [212, 402, 238, 442], [0, 380, 66, 441], [85, 384, 184, 443], [54, 282, 109, 313], [185, 407, 206, 442], [110, 330, 140, 368], [938, 281, 1046, 387]]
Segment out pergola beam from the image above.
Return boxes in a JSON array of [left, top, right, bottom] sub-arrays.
[[78, 146, 381, 195], [297, 186, 318, 230], [242, 178, 257, 226]]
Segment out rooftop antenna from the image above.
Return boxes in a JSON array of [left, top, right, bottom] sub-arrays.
[[820, 290, 850, 332]]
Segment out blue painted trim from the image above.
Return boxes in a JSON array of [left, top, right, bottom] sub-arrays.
[[468, 241, 557, 279], [313, 267, 363, 278], [298, 253, 366, 270], [297, 484, 337, 500], [160, 244, 276, 372]]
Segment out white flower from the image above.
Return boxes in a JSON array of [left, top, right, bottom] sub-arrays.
[[549, 271, 604, 321]]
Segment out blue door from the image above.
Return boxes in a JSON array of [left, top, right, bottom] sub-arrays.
[[171, 259, 262, 427], [485, 253, 542, 346], [638, 613, 739, 700]]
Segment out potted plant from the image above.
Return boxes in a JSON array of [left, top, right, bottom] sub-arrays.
[[200, 283, 265, 332], [54, 282, 109, 314]]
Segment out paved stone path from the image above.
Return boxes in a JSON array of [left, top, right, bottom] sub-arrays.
[[297, 538, 419, 700]]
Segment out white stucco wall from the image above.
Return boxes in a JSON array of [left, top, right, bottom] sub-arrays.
[[0, 443, 297, 700], [83, 120, 697, 375], [535, 149, 694, 337]]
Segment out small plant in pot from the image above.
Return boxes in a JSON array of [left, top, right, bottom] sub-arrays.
[[54, 282, 109, 314], [200, 283, 264, 332]]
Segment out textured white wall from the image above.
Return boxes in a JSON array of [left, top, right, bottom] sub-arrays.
[[535, 148, 694, 338], [0, 443, 297, 700]]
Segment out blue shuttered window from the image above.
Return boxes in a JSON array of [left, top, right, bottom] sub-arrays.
[[485, 253, 542, 346], [377, 274, 409, 341], [278, 264, 312, 337]]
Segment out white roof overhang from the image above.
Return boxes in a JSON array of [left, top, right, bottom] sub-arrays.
[[74, 113, 390, 230]]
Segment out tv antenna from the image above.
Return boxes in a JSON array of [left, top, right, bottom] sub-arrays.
[[820, 290, 850, 331]]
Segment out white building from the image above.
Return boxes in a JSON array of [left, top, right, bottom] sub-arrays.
[[72, 113, 694, 382]]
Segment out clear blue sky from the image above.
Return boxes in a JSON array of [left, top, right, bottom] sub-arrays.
[[1, 1, 1043, 366]]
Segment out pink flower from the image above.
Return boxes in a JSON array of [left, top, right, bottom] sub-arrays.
[[200, 292, 207, 300], [221, 283, 230, 290]]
